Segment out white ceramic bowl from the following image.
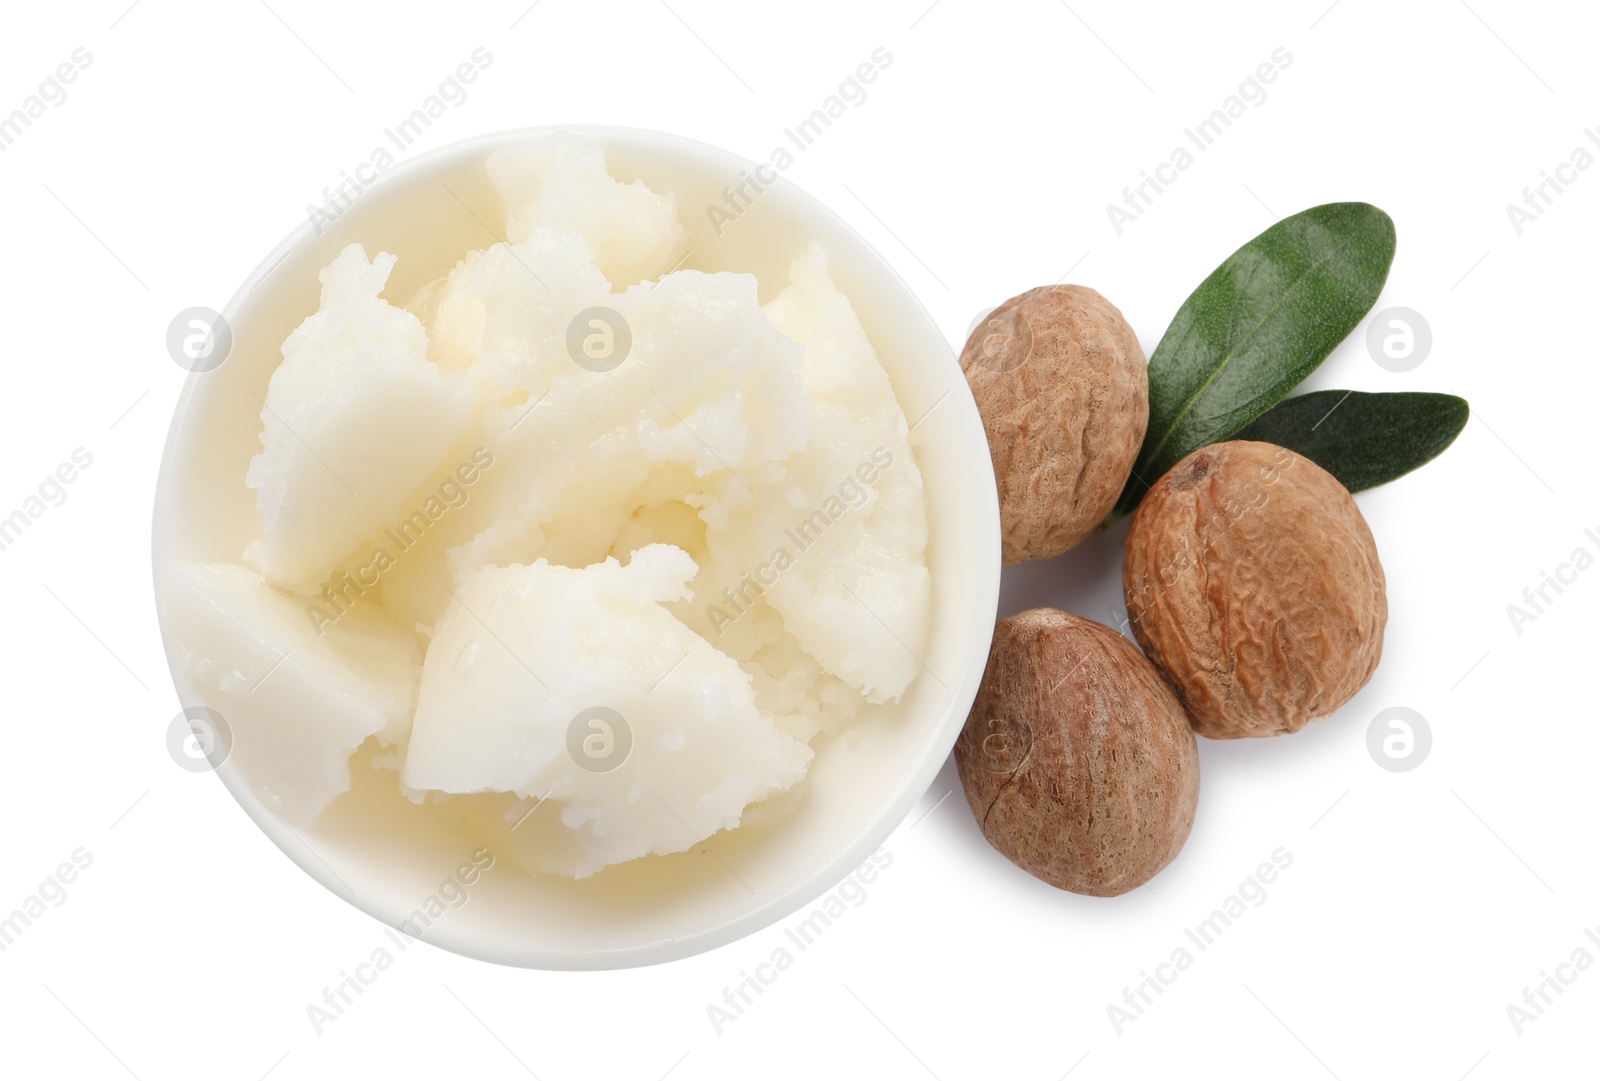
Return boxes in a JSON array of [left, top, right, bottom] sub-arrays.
[[152, 125, 1000, 969]]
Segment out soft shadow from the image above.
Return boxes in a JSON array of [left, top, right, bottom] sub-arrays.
[[998, 517, 1133, 629]]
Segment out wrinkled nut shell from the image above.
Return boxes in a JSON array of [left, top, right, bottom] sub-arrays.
[[960, 286, 1148, 565], [955, 609, 1200, 897], [1123, 440, 1387, 740]]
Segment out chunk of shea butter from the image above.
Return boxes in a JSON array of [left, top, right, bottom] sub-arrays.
[[488, 134, 687, 287], [378, 266, 810, 632], [162, 563, 420, 826], [403, 543, 811, 877], [429, 225, 611, 393], [452, 268, 811, 571], [696, 244, 931, 702], [246, 244, 473, 593]]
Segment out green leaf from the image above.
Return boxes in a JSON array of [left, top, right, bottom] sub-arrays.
[[1114, 202, 1397, 516], [1233, 390, 1469, 492]]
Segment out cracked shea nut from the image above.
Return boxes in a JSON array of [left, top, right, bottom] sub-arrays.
[[1123, 440, 1387, 740], [960, 286, 1148, 564], [955, 609, 1200, 897]]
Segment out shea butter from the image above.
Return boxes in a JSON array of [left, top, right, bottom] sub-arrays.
[[162, 134, 931, 876]]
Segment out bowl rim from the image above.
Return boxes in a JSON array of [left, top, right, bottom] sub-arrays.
[[151, 122, 1001, 970]]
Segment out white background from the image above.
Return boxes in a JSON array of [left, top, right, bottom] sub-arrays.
[[1, 0, 1596, 1077]]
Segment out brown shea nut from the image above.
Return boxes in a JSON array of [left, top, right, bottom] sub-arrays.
[[1123, 440, 1388, 740], [954, 609, 1200, 897], [959, 286, 1148, 565]]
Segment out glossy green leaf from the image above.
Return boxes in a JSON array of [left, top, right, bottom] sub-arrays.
[[1115, 202, 1397, 516], [1233, 390, 1469, 492]]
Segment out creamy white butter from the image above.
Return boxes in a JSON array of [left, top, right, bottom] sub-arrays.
[[164, 134, 931, 872]]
